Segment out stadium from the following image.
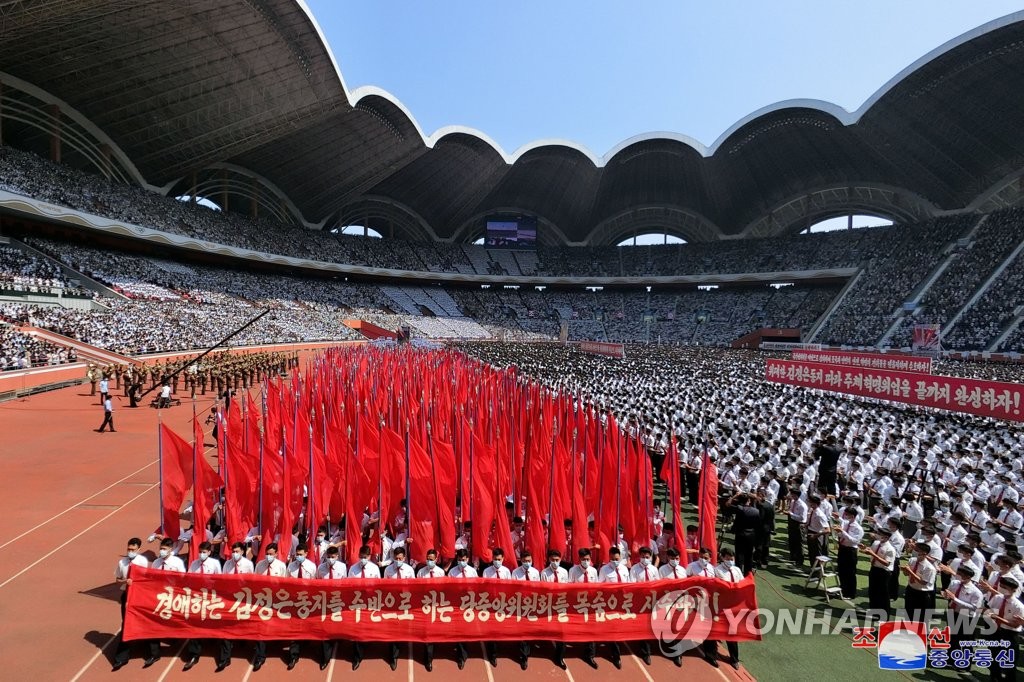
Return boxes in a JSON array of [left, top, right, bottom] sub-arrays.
[[0, 2, 1022, 681]]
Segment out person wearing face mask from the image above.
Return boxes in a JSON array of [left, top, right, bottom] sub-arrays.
[[510, 517, 526, 560], [223, 542, 254, 574], [860, 528, 897, 620], [151, 538, 186, 572], [345, 544, 382, 669], [379, 547, 415, 671], [902, 541, 937, 622], [943, 565, 983, 653], [541, 549, 569, 669], [315, 548, 351, 669], [249, 544, 288, 672], [432, 548, 476, 670], [414, 549, 445, 672], [593, 547, 628, 669], [510, 550, 539, 669], [182, 542, 226, 672], [277, 544, 321, 671], [703, 548, 743, 669], [984, 575, 1023, 681], [686, 547, 717, 578], [111, 537, 160, 671], [481, 548, 512, 667], [629, 547, 658, 665]]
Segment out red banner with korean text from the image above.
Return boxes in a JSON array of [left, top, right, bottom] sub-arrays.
[[577, 341, 626, 359], [791, 350, 932, 374], [766, 359, 1023, 422], [123, 566, 760, 643]]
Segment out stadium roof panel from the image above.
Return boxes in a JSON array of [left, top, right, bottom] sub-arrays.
[[1, 2, 1023, 242]]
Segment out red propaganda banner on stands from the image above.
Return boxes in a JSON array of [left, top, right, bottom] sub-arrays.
[[766, 359, 1024, 422], [791, 350, 932, 374], [123, 566, 760, 643], [577, 341, 626, 359]]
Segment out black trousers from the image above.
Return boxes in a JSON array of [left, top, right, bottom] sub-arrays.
[[837, 545, 858, 599], [98, 411, 114, 432], [887, 557, 901, 600], [807, 532, 827, 562], [868, 566, 892, 619], [735, 531, 756, 576], [702, 639, 738, 663], [903, 587, 935, 622], [940, 552, 956, 590], [187, 638, 231, 666], [787, 519, 804, 565], [114, 591, 159, 664], [990, 627, 1019, 681], [686, 471, 700, 503], [754, 531, 772, 568], [253, 640, 285, 663]]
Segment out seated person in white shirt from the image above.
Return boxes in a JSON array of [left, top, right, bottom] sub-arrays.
[[222, 542, 254, 574], [481, 548, 513, 667]]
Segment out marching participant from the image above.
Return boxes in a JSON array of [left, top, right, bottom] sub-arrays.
[[629, 546, 659, 665], [481, 547, 513, 667], [686, 547, 717, 578], [703, 547, 743, 670], [437, 548, 477, 670], [250, 543, 288, 671], [541, 549, 570, 670], [348, 545, 382, 670], [283, 544, 318, 670], [511, 550, 540, 669], [182, 542, 226, 672], [595, 546, 628, 670], [314, 546, 348, 669], [111, 538, 159, 671], [382, 546, 415, 671]]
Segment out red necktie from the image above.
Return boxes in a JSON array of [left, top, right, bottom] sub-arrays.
[[999, 597, 1008, 619], [583, 570, 589, 583], [233, 562, 238, 574], [646, 568, 653, 581], [330, 565, 334, 579]]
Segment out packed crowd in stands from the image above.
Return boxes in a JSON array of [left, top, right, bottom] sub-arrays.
[[817, 215, 977, 346], [0, 242, 86, 295], [945, 251, 1024, 351], [0, 324, 76, 371]]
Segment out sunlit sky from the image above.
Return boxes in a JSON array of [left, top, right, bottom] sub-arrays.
[[305, 2, 1020, 242]]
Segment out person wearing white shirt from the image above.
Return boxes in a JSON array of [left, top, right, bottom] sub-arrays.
[[658, 547, 687, 581], [381, 547, 415, 672], [507, 551, 540, 669], [787, 491, 808, 566], [151, 538, 186, 572], [589, 547, 626, 670], [629, 547, 658, 665], [983, 575, 1023, 680], [347, 545, 383, 669], [222, 542, 254, 575], [287, 544, 318, 579], [481, 548, 513, 667], [837, 507, 864, 600], [429, 548, 474, 671], [415, 548, 445, 579], [943, 566, 984, 652], [111, 537, 159, 671], [703, 548, 743, 669], [902, 541, 937, 621], [686, 548, 717, 578], [568, 548, 599, 584], [317, 546, 347, 580], [253, 542, 288, 578], [183, 542, 227, 672], [541, 549, 570, 670], [860, 529, 897, 619]]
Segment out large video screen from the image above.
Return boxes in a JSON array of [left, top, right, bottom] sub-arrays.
[[485, 215, 537, 248]]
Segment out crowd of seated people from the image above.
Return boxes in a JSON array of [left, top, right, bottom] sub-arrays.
[[0, 243, 87, 295], [945, 252, 1024, 351], [817, 215, 977, 346], [0, 325, 76, 371], [888, 208, 1024, 348]]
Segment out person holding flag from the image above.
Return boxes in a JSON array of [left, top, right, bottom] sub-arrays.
[[481, 547, 513, 667], [383, 546, 415, 671], [316, 547, 348, 670]]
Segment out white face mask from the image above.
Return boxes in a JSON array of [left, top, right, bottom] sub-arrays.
[[159, 549, 170, 558], [426, 559, 436, 568], [550, 560, 560, 568], [359, 557, 369, 566], [580, 559, 591, 569], [199, 551, 210, 561], [610, 558, 620, 567], [724, 560, 735, 568], [493, 559, 503, 568], [668, 559, 679, 568], [640, 557, 652, 567], [457, 560, 468, 568], [326, 557, 337, 566], [1000, 587, 1016, 597], [267, 554, 277, 562], [296, 555, 306, 563], [522, 560, 532, 569], [699, 558, 709, 567], [232, 551, 243, 561], [127, 551, 138, 559]]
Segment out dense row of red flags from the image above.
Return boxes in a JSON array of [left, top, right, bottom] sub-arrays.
[[158, 346, 717, 567]]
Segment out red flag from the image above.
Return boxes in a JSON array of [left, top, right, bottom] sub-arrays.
[[158, 423, 193, 543], [698, 444, 719, 561], [470, 430, 497, 563], [659, 436, 688, 554], [190, 417, 224, 565]]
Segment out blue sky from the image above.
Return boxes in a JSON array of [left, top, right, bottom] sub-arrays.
[[308, 1, 1020, 156]]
